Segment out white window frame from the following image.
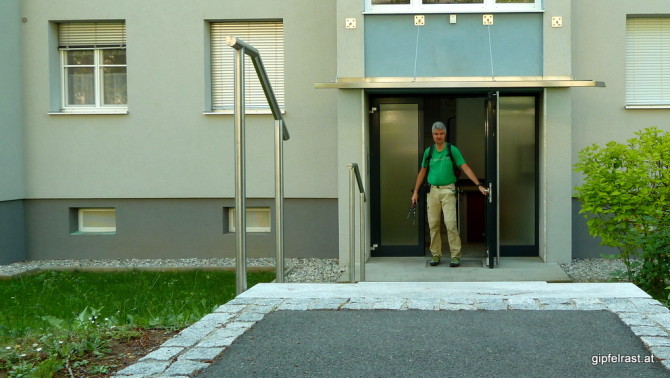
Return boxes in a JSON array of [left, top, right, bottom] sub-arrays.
[[365, 0, 542, 14], [77, 208, 117, 233], [58, 22, 127, 114], [228, 207, 272, 233], [210, 21, 285, 114], [626, 17, 670, 109]]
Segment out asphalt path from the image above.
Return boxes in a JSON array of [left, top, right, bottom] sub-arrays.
[[200, 310, 668, 377]]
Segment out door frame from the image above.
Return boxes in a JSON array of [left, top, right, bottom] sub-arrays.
[[368, 91, 540, 260]]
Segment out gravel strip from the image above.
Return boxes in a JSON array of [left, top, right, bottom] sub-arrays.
[[0, 258, 347, 283], [0, 257, 625, 283], [560, 258, 630, 283]]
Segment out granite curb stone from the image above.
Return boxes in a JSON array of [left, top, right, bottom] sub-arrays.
[[507, 297, 541, 310], [138, 347, 184, 362], [573, 298, 608, 311], [537, 298, 575, 310], [405, 298, 440, 310], [651, 313, 670, 329], [162, 361, 209, 376], [308, 298, 348, 310], [178, 347, 226, 361]]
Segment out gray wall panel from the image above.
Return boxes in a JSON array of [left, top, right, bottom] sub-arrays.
[[0, 201, 27, 264], [365, 13, 543, 77], [571, 199, 618, 259], [25, 198, 337, 261], [285, 199, 338, 259]]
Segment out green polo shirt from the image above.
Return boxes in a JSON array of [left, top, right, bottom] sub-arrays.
[[421, 144, 466, 186]]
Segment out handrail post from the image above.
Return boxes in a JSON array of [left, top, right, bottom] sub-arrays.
[[234, 47, 247, 295], [359, 191, 366, 282], [275, 119, 285, 282], [348, 166, 356, 283], [347, 163, 367, 283]]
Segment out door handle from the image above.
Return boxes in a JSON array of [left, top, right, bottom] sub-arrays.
[[488, 183, 493, 203]]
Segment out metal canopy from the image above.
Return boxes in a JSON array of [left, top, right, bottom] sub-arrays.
[[315, 76, 605, 89]]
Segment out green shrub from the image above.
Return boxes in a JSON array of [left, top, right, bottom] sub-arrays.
[[575, 127, 670, 301]]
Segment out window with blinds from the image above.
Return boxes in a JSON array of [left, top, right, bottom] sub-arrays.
[[58, 21, 127, 111], [210, 21, 285, 112], [626, 17, 670, 108]]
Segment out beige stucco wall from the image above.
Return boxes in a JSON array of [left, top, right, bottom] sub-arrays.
[[20, 0, 337, 200], [571, 0, 670, 172]]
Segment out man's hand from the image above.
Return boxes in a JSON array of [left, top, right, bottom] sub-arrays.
[[411, 191, 419, 206]]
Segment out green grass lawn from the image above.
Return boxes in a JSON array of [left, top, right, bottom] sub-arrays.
[[0, 269, 275, 377]]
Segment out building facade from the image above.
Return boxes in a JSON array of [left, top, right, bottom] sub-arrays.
[[1, 0, 669, 267]]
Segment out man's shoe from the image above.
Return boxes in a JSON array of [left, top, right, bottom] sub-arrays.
[[430, 256, 440, 266], [450, 258, 460, 267]]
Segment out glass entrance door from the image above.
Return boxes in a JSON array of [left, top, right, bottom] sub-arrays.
[[370, 98, 426, 256], [485, 92, 539, 267], [485, 92, 500, 268]]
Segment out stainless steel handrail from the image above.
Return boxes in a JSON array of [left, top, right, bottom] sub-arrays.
[[226, 37, 290, 141], [227, 37, 290, 294], [347, 163, 367, 283]]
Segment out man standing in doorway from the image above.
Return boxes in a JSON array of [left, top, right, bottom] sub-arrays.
[[411, 122, 488, 267]]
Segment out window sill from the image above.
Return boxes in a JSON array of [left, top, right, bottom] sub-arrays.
[[49, 109, 128, 115], [363, 5, 543, 14], [363, 10, 544, 14], [625, 105, 670, 110], [71, 232, 116, 236], [203, 109, 285, 116], [228, 230, 272, 233]]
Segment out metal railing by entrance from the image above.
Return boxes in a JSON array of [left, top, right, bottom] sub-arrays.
[[347, 163, 367, 283], [227, 36, 290, 295]]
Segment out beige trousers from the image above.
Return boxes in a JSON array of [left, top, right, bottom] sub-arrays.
[[426, 184, 461, 259]]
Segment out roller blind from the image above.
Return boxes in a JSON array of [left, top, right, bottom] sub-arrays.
[[59, 22, 126, 48], [626, 17, 670, 106], [211, 21, 284, 111]]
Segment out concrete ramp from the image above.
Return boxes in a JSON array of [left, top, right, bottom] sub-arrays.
[[113, 282, 670, 377]]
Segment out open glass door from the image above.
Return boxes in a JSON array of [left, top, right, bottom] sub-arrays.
[[370, 98, 426, 256], [485, 91, 499, 268]]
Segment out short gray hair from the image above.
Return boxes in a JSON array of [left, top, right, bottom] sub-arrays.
[[431, 121, 446, 132]]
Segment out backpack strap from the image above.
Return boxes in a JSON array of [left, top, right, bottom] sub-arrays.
[[423, 145, 434, 168], [447, 143, 461, 178], [422, 145, 434, 186]]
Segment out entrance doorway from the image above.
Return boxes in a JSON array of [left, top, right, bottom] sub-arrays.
[[369, 93, 539, 264]]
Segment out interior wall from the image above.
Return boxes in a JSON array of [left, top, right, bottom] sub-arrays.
[[455, 98, 486, 176]]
